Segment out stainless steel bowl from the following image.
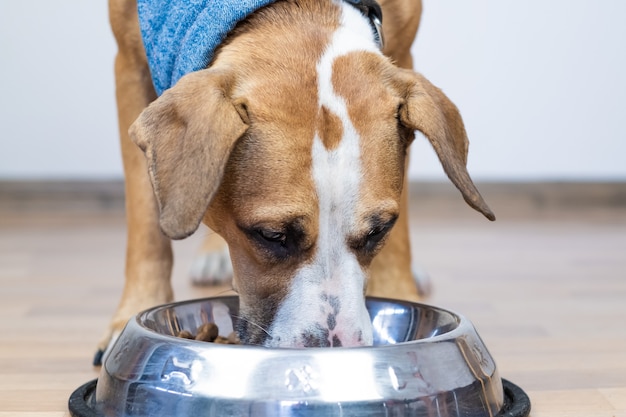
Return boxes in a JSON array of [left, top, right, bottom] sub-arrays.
[[79, 296, 518, 417]]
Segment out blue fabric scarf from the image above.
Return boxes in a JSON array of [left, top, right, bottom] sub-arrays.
[[138, 0, 277, 95]]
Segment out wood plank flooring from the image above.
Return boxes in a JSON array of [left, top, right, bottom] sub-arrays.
[[1, 181, 625, 416]]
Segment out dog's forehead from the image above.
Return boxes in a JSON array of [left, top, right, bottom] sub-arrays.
[[227, 0, 404, 207]]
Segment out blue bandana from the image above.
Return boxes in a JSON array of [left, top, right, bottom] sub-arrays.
[[138, 0, 277, 95]]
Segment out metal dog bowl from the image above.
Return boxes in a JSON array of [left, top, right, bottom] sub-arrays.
[[70, 296, 530, 417]]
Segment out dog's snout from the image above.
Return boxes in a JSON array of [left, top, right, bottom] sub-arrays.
[[299, 323, 368, 348], [302, 324, 332, 347]]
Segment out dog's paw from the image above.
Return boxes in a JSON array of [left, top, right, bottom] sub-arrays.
[[189, 246, 233, 286], [412, 264, 433, 298]]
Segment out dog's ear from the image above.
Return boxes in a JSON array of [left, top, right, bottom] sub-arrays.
[[392, 69, 495, 221], [130, 69, 248, 239]]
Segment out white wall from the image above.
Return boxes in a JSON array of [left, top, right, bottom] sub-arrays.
[[0, 1, 120, 179], [1, 1, 625, 181], [409, 1, 626, 181]]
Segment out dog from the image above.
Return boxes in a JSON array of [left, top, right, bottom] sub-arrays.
[[97, 0, 494, 363]]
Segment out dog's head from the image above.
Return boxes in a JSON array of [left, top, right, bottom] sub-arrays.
[[130, 0, 493, 347]]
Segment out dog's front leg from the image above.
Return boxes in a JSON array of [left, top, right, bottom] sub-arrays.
[[95, 0, 174, 365]]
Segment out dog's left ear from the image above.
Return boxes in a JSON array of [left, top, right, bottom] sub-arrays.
[[130, 69, 249, 239], [392, 69, 495, 221]]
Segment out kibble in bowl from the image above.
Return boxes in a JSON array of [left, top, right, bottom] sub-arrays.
[[176, 322, 240, 344]]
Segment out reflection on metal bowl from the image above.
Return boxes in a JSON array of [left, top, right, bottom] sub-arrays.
[[69, 296, 530, 417]]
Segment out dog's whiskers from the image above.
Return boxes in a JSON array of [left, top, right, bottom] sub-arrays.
[[231, 314, 272, 341], [208, 289, 272, 345]]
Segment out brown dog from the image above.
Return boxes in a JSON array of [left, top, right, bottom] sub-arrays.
[[97, 0, 493, 361]]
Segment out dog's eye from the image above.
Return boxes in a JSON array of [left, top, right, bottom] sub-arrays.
[[367, 225, 385, 239], [351, 215, 398, 256], [240, 219, 310, 262], [258, 229, 287, 246], [364, 225, 389, 249]]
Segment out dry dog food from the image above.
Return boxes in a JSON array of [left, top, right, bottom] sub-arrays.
[[176, 323, 240, 344]]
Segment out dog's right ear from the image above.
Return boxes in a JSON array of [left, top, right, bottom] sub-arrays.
[[391, 69, 495, 221], [129, 70, 248, 239]]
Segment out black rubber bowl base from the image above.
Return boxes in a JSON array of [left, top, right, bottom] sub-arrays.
[[68, 378, 98, 417]]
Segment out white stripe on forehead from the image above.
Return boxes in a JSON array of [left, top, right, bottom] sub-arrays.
[[317, 1, 381, 116], [265, 2, 380, 347], [313, 0, 382, 264]]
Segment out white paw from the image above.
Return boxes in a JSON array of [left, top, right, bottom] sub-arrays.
[[412, 264, 433, 297], [189, 246, 233, 286]]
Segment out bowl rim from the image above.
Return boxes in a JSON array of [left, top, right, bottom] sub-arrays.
[[135, 295, 467, 351]]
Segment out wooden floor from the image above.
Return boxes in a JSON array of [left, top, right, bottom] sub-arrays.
[[1, 181, 625, 416]]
